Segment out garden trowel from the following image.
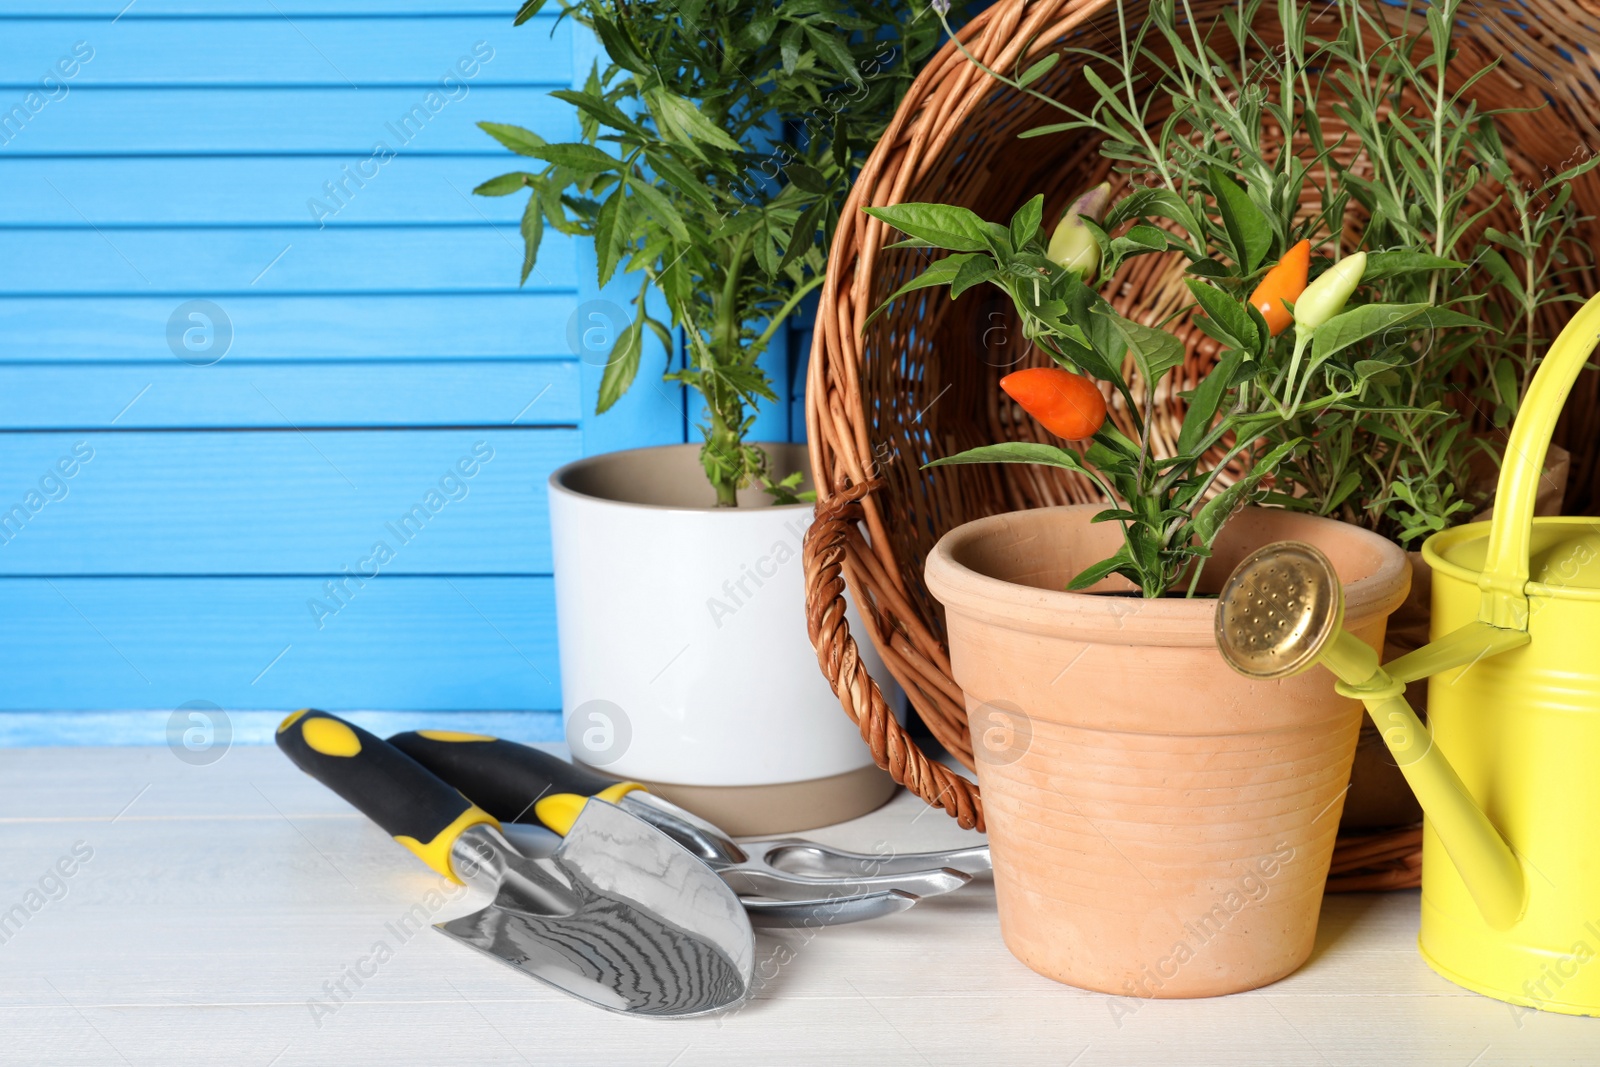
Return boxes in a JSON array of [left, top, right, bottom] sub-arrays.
[[388, 728, 985, 927], [276, 710, 754, 1017]]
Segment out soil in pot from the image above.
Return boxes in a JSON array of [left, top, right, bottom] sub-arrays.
[[926, 506, 1410, 997]]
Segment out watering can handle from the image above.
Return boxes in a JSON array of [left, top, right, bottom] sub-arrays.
[[1478, 291, 1600, 629]]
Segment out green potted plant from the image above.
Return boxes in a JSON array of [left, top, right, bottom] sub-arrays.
[[480, 0, 963, 831], [860, 0, 1572, 996]]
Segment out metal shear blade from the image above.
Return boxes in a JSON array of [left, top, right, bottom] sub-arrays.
[[617, 792, 984, 901]]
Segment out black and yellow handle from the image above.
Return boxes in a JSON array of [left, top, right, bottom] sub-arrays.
[[387, 729, 643, 837], [275, 710, 499, 881]]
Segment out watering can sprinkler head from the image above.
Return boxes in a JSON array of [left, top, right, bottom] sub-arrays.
[[1215, 542, 1344, 681], [1214, 541, 1528, 932]]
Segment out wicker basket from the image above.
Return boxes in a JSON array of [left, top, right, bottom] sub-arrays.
[[802, 0, 1600, 891]]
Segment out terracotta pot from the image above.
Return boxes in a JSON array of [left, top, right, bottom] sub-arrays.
[[1343, 443, 1571, 830], [925, 506, 1410, 997]]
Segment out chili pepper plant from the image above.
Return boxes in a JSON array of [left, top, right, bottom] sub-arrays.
[[869, 178, 1447, 596]]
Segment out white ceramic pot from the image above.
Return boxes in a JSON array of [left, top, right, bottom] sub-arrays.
[[547, 442, 896, 834]]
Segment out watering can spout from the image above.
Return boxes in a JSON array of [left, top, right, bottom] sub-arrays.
[[1320, 624, 1527, 929], [1214, 547, 1527, 931]]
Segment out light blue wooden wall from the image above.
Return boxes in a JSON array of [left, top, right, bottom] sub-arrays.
[[0, 1, 802, 742]]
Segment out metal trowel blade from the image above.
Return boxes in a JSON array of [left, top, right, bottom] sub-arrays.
[[436, 799, 755, 1018]]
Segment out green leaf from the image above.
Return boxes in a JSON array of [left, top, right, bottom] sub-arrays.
[[1107, 187, 1203, 243], [1208, 166, 1272, 271], [658, 250, 692, 316], [1410, 307, 1488, 331], [595, 316, 645, 414], [548, 88, 648, 139], [513, 0, 546, 26], [1096, 308, 1185, 384], [737, 4, 778, 47], [949, 254, 997, 299], [626, 178, 689, 243], [1017, 53, 1061, 87], [518, 192, 543, 286], [590, 15, 648, 73], [1176, 348, 1244, 456], [1065, 544, 1136, 591], [1327, 469, 1364, 511], [1491, 357, 1518, 404], [646, 152, 717, 212], [866, 253, 982, 324], [594, 192, 623, 287], [751, 215, 780, 278], [863, 203, 995, 253], [785, 162, 829, 195], [780, 22, 804, 73], [478, 122, 546, 157], [1009, 194, 1044, 249], [1479, 248, 1528, 305], [474, 172, 533, 197], [643, 316, 674, 355], [1360, 251, 1468, 281], [776, 198, 827, 278], [1186, 258, 1231, 279], [923, 441, 1089, 474], [1122, 224, 1168, 250], [528, 142, 619, 172], [1085, 422, 1140, 463], [804, 25, 864, 84], [1184, 279, 1259, 352], [1354, 354, 1403, 384], [645, 88, 743, 155], [1189, 438, 1300, 546], [1310, 302, 1429, 365]]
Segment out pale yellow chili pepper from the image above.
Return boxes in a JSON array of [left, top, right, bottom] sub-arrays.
[[1046, 182, 1111, 275]]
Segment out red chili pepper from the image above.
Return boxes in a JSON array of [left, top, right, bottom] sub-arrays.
[[1247, 238, 1311, 337], [1001, 367, 1107, 440]]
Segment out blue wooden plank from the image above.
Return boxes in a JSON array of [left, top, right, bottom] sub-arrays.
[[0, 225, 576, 294], [791, 323, 812, 445], [0, 86, 571, 154], [0, 575, 561, 710], [0, 360, 580, 429], [0, 157, 529, 224], [0, 293, 581, 360], [0, 428, 576, 574], [0, 710, 564, 746], [0, 8, 734, 736], [0, 17, 565, 86]]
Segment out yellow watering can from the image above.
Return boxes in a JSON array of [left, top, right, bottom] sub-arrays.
[[1214, 290, 1600, 1016]]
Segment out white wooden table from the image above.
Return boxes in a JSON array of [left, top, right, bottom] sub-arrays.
[[1, 745, 1594, 1066]]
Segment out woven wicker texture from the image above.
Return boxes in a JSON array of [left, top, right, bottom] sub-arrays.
[[803, 0, 1600, 889]]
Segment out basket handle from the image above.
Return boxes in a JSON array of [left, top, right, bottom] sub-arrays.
[[803, 478, 985, 831], [1478, 291, 1600, 629]]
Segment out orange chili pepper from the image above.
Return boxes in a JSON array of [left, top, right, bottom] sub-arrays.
[[1000, 367, 1107, 440], [1247, 238, 1311, 337]]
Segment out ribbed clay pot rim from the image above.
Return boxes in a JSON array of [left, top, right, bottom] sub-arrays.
[[925, 505, 1413, 647]]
